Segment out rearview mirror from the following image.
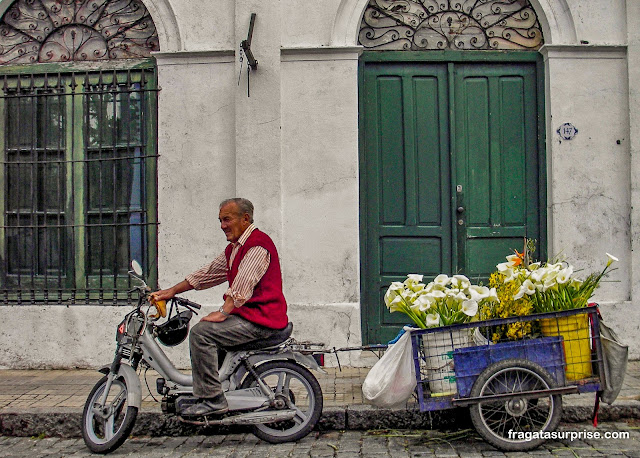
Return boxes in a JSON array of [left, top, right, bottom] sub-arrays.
[[131, 260, 143, 276]]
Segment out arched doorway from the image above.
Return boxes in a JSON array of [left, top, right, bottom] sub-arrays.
[[359, 0, 547, 343]]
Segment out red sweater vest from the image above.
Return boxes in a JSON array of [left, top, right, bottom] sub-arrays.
[[225, 229, 288, 329]]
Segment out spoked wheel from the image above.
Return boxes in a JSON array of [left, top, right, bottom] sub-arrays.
[[469, 359, 563, 452], [240, 360, 323, 443], [82, 375, 138, 454]]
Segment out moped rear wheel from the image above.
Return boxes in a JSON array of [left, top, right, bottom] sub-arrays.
[[240, 360, 323, 443], [82, 375, 138, 454]]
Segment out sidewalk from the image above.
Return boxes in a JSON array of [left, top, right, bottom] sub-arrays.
[[0, 362, 639, 438]]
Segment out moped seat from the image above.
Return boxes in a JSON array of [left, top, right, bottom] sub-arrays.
[[226, 322, 293, 351]]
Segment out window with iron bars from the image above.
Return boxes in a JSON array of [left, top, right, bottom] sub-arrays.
[[0, 61, 158, 304]]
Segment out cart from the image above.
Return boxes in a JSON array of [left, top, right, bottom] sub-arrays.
[[409, 305, 605, 452]]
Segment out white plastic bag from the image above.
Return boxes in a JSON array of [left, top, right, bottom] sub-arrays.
[[362, 331, 417, 407]]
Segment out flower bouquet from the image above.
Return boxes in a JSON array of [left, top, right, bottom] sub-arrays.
[[384, 273, 498, 394], [384, 274, 498, 329], [492, 248, 618, 380]]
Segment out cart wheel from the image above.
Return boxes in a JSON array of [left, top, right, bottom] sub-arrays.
[[469, 358, 563, 452]]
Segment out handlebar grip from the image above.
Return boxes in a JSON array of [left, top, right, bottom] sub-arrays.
[[174, 296, 202, 310]]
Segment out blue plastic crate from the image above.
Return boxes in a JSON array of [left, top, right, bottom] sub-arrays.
[[453, 336, 566, 398]]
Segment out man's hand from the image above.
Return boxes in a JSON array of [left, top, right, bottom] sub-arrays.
[[150, 288, 174, 302], [200, 311, 228, 323], [149, 280, 193, 303], [200, 296, 234, 322]]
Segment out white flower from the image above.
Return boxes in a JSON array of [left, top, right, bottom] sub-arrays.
[[503, 268, 518, 283], [389, 295, 404, 312], [404, 274, 424, 285], [414, 294, 432, 311], [434, 274, 450, 286], [426, 313, 440, 327], [451, 274, 471, 290], [468, 285, 490, 302], [497, 262, 510, 272], [410, 283, 426, 293], [528, 262, 541, 271], [542, 278, 556, 292], [430, 290, 446, 299], [389, 281, 404, 291], [606, 253, 619, 266], [556, 266, 573, 284], [514, 279, 536, 300], [461, 300, 478, 317], [453, 291, 468, 302]]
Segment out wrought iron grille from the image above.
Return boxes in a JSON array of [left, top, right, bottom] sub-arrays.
[[0, 65, 158, 304], [0, 0, 159, 64], [359, 0, 544, 51]]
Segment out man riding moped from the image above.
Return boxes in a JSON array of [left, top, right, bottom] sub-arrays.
[[151, 197, 288, 418]]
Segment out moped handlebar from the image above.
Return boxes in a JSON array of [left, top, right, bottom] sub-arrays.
[[173, 296, 202, 310]]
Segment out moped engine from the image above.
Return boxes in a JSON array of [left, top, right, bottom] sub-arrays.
[[162, 395, 199, 415]]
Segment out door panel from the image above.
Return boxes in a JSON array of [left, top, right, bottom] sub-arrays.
[[363, 63, 451, 337], [454, 64, 539, 282], [361, 59, 543, 344]]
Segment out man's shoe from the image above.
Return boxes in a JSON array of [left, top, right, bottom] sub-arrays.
[[181, 395, 228, 417]]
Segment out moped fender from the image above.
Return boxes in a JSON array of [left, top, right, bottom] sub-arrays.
[[246, 351, 326, 374], [98, 364, 142, 408]]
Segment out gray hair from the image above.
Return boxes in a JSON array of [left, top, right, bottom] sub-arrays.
[[220, 198, 254, 223]]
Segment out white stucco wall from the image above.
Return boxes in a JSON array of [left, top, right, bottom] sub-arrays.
[[1, 0, 639, 367]]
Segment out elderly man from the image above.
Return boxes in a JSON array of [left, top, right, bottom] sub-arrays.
[[151, 198, 288, 417]]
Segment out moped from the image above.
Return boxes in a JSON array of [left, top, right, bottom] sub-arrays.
[[81, 261, 324, 454]]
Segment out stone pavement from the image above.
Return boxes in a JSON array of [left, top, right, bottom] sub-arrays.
[[1, 422, 640, 457], [0, 362, 639, 438]]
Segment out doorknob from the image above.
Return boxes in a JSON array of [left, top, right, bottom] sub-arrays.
[[457, 206, 465, 213]]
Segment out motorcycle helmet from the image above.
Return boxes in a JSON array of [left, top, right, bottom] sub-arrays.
[[155, 310, 193, 346]]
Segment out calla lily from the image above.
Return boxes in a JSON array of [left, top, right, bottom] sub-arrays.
[[514, 279, 536, 300], [469, 285, 490, 302], [451, 274, 471, 290], [556, 266, 573, 284], [606, 253, 619, 266], [497, 262, 510, 272], [426, 313, 440, 327], [461, 300, 478, 317], [528, 262, 541, 271], [405, 274, 424, 284], [389, 295, 404, 312], [411, 283, 426, 293], [434, 274, 450, 286], [414, 294, 432, 311], [388, 281, 404, 291]]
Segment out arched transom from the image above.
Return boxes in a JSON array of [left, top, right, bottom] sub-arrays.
[[359, 0, 543, 50], [0, 0, 159, 64]]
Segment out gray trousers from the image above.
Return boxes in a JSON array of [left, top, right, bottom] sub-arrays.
[[189, 315, 277, 399]]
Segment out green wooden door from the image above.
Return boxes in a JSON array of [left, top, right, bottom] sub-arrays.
[[360, 56, 545, 344]]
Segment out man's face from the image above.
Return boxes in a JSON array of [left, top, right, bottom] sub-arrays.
[[219, 202, 251, 243]]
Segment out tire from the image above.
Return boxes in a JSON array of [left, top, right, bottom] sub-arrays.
[[82, 375, 138, 454], [240, 360, 323, 443], [468, 358, 563, 452]]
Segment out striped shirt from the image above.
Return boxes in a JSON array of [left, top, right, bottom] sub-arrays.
[[185, 224, 270, 308]]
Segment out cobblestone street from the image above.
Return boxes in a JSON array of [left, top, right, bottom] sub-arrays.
[[1, 421, 639, 457]]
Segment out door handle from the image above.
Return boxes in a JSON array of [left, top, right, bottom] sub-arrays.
[[457, 206, 465, 214]]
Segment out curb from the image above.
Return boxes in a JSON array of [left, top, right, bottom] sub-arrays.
[[1, 404, 639, 438]]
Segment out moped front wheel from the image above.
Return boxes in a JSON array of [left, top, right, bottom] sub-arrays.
[[82, 374, 138, 454], [240, 360, 323, 443]]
